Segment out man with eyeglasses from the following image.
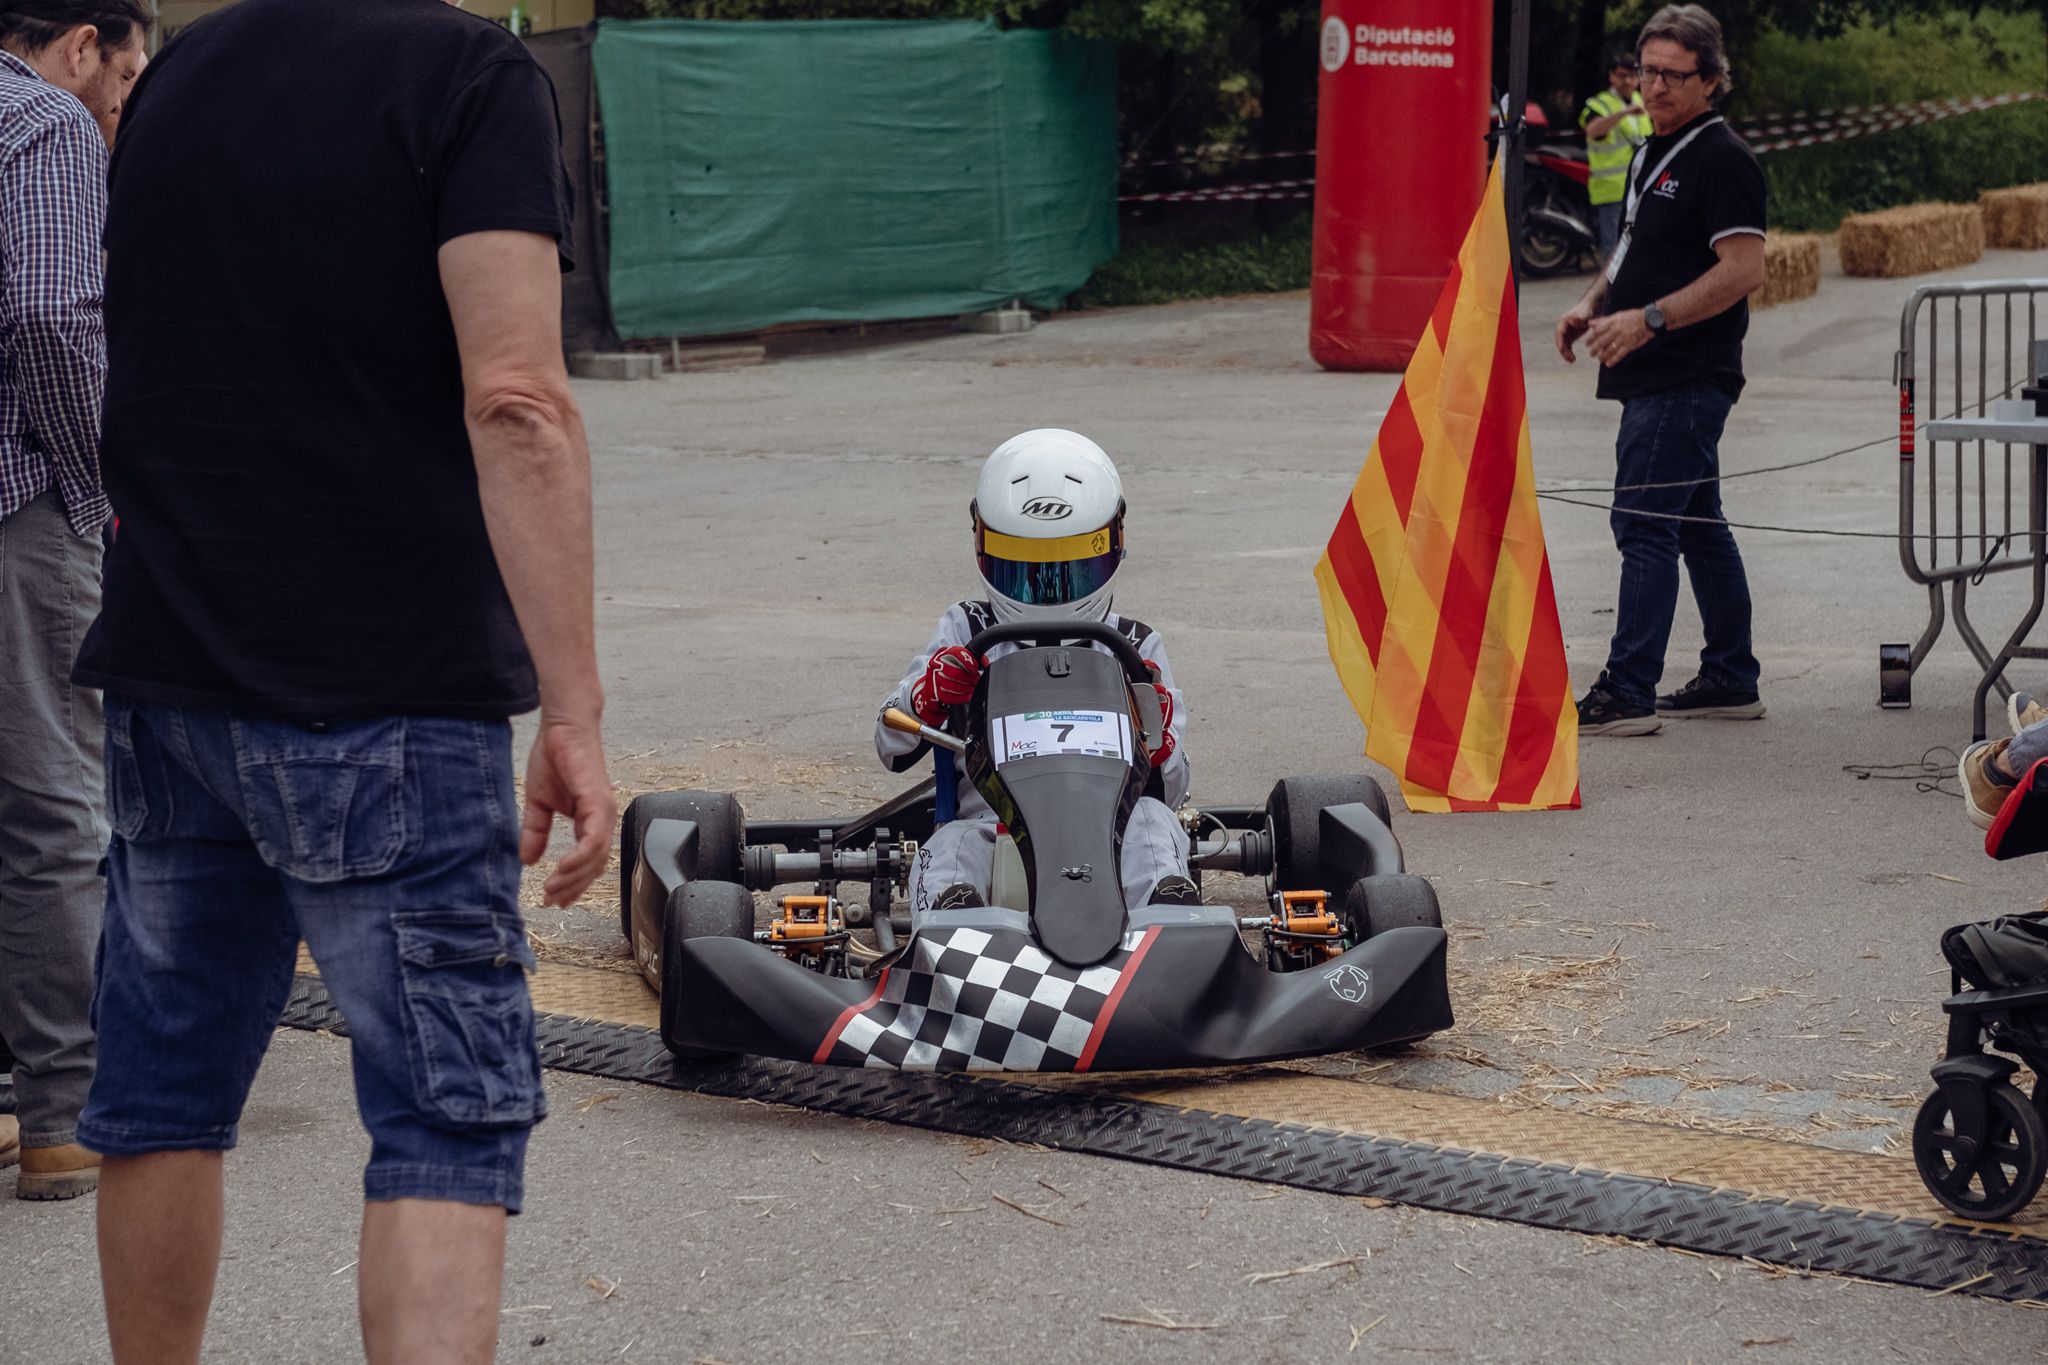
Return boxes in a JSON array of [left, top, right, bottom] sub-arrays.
[[1553, 4, 1767, 737]]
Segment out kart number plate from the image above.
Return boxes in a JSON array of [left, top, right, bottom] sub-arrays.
[[992, 710, 1131, 766]]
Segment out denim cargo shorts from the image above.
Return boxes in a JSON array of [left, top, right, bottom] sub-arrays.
[[76, 698, 545, 1210]]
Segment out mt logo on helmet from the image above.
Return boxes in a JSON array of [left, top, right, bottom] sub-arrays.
[[1019, 498, 1072, 521]]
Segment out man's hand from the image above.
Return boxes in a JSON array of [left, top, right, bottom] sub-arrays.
[[911, 645, 982, 725], [1582, 308, 1654, 367], [1554, 301, 1596, 363], [520, 710, 616, 906]]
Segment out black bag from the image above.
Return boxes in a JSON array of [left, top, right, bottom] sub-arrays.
[[1942, 912, 2048, 1049]]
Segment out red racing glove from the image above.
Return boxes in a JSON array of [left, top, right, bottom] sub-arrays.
[[911, 645, 983, 725], [1144, 663, 1175, 769]]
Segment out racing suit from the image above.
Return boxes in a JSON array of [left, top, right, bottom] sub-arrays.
[[876, 601, 1191, 923]]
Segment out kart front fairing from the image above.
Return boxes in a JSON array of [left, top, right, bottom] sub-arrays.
[[665, 910, 1451, 1072]]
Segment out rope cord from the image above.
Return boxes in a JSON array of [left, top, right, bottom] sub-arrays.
[[1842, 747, 1964, 800], [1537, 377, 2030, 497]]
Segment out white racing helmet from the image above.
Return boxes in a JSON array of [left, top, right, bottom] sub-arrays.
[[971, 429, 1126, 624]]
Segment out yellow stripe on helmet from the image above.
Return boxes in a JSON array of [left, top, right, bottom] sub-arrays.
[[981, 524, 1116, 563]]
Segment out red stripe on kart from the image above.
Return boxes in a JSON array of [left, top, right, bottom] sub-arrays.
[[1075, 927, 1161, 1072], [813, 969, 890, 1065]]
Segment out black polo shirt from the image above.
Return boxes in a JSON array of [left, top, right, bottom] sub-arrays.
[[75, 0, 572, 719], [1597, 112, 1765, 402]]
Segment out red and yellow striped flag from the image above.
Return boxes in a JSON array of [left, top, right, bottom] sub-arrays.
[[1313, 156, 1580, 813]]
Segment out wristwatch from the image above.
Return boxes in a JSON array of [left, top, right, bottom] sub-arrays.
[[1643, 301, 1669, 334]]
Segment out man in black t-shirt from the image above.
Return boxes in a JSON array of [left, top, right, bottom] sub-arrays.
[[72, 2, 617, 1358], [1553, 4, 1768, 737]]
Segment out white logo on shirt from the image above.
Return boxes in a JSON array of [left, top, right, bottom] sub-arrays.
[[1652, 173, 1680, 199]]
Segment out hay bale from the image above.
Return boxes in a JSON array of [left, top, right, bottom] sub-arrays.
[[1980, 183, 2048, 250], [1750, 231, 1821, 310], [1838, 202, 1984, 279]]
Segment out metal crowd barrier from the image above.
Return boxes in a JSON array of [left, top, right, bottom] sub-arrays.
[[1886, 279, 2048, 738]]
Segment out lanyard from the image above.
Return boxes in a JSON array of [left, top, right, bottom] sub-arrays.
[[1621, 115, 1722, 230]]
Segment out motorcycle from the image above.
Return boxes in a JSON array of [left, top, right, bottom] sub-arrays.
[[1517, 105, 1599, 278]]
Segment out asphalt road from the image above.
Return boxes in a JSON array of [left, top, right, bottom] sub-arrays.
[[7, 241, 2048, 1361]]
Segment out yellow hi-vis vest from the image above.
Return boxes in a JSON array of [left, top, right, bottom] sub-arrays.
[[1579, 89, 1651, 206]]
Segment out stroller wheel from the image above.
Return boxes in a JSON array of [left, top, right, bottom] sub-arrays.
[[1913, 1081, 2048, 1222]]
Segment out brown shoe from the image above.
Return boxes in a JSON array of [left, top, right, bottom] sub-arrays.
[[0, 1115, 18, 1171], [1961, 739, 2019, 832], [16, 1141, 100, 1200]]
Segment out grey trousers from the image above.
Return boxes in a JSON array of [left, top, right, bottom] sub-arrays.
[[909, 797, 1190, 930], [0, 488, 105, 1146]]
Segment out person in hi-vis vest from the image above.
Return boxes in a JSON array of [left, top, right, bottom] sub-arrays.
[[1580, 52, 1652, 258]]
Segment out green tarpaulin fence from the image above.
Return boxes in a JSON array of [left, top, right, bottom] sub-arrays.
[[591, 19, 1117, 340]]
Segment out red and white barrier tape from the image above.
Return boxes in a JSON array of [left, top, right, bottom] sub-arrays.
[[1743, 90, 2042, 153], [1119, 179, 1314, 204], [1736, 90, 2041, 140], [1118, 91, 2042, 203], [1123, 147, 1316, 171]]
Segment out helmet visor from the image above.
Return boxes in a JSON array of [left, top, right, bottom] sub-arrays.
[[978, 522, 1123, 607]]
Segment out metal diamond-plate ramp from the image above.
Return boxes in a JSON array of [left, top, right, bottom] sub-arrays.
[[278, 977, 2048, 1301]]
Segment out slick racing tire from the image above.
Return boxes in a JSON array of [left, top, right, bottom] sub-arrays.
[[619, 790, 744, 943], [1341, 874, 1443, 943], [1268, 775, 1394, 894], [659, 880, 755, 1063]]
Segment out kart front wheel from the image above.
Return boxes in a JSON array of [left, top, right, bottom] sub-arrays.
[[1342, 874, 1442, 942], [619, 789, 744, 942], [659, 880, 755, 1063], [1269, 775, 1394, 893]]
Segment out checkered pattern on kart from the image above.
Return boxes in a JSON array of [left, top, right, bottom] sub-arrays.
[[834, 927, 1142, 1072]]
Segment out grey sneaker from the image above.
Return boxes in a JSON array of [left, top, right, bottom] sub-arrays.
[[2009, 691, 2047, 735]]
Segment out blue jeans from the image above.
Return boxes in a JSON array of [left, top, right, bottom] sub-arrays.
[[1595, 202, 1623, 259], [1602, 381, 1759, 710], [77, 699, 544, 1210]]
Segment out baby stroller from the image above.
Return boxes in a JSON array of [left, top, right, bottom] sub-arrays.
[[1915, 762, 2048, 1221]]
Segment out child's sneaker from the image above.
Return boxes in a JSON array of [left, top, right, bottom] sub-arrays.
[[2009, 691, 2047, 735], [1961, 738, 2019, 831], [1655, 675, 1766, 720]]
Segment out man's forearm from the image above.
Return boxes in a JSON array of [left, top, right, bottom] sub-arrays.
[[16, 314, 106, 502], [1577, 273, 1610, 313], [1584, 110, 1627, 139], [1656, 249, 1763, 331], [468, 385, 603, 720]]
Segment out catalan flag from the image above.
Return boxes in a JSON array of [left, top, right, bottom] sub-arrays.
[[1313, 156, 1580, 813]]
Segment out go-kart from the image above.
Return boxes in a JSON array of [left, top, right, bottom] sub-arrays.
[[621, 621, 1452, 1072]]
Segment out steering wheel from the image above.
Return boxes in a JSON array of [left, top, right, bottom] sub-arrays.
[[965, 620, 1150, 685]]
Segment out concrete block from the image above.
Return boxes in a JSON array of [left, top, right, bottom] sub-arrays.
[[570, 351, 663, 381], [668, 343, 767, 373], [958, 307, 1035, 335]]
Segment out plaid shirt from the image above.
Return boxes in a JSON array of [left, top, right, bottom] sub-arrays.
[[0, 48, 108, 535]]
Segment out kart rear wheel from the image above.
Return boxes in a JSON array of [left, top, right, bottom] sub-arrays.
[[1341, 874, 1442, 942], [1913, 1082, 2047, 1222], [1269, 775, 1394, 893], [659, 880, 755, 1063], [619, 790, 744, 942]]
